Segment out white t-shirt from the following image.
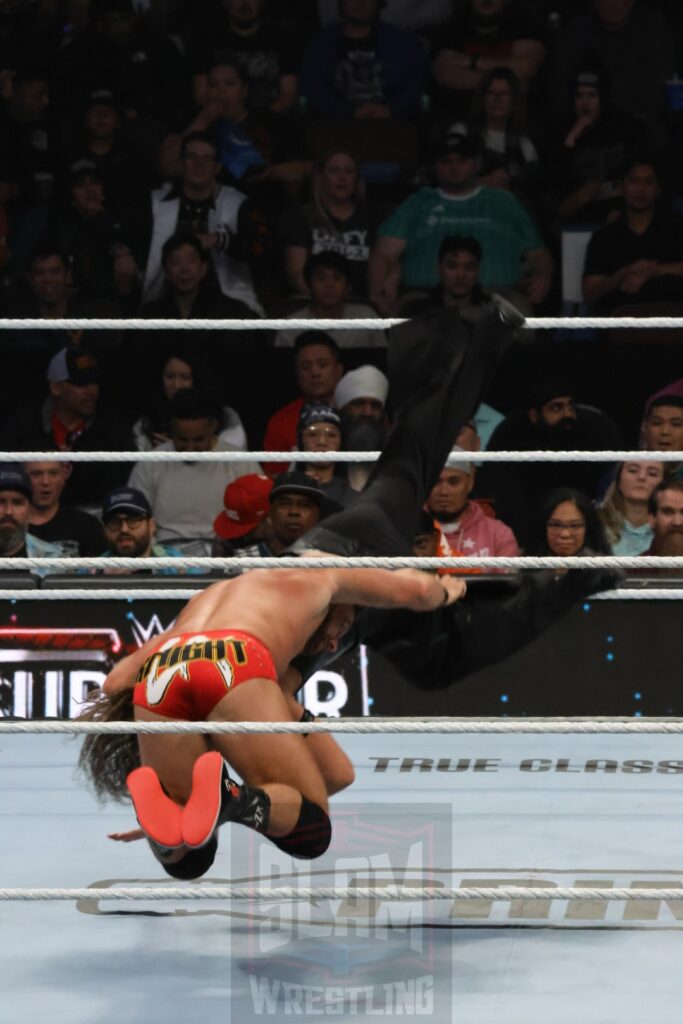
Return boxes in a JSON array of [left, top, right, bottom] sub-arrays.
[[274, 302, 386, 348], [128, 439, 260, 545]]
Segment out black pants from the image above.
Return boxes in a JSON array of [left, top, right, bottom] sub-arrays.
[[289, 304, 620, 689], [293, 306, 513, 557]]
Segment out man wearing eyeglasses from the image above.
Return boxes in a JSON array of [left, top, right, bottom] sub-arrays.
[[141, 131, 267, 313], [99, 487, 198, 576]]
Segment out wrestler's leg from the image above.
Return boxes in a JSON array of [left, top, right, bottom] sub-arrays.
[[129, 683, 333, 871], [129, 710, 211, 868], [293, 303, 518, 556], [133, 689, 327, 830], [283, 693, 355, 796], [135, 713, 210, 803], [207, 679, 329, 832]]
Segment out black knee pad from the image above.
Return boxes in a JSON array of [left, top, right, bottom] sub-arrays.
[[163, 834, 218, 879], [270, 797, 331, 860]]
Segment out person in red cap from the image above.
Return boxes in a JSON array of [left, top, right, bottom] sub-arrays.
[[214, 471, 335, 558], [212, 473, 274, 556]]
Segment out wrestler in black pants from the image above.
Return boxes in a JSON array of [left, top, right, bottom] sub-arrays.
[[291, 302, 620, 689], [293, 304, 513, 557]]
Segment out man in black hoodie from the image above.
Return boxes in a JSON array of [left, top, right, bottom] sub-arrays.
[[487, 374, 621, 546]]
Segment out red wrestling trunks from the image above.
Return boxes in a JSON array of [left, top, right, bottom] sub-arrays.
[[133, 630, 278, 720]]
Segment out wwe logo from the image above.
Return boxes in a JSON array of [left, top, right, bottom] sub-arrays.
[[127, 613, 170, 647]]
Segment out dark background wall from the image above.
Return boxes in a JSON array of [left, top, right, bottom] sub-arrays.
[[0, 597, 676, 720]]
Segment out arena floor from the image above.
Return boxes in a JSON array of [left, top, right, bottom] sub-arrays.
[[3, 730, 683, 1023]]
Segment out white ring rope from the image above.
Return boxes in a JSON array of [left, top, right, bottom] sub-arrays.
[[0, 587, 675, 601], [0, 450, 679, 463], [0, 315, 682, 331], [2, 718, 683, 734], [0, 555, 682, 570], [0, 885, 680, 902]]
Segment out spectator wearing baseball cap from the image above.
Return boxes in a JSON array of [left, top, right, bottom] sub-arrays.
[[97, 486, 202, 575], [1, 345, 133, 510], [426, 446, 519, 573], [0, 466, 62, 573], [295, 403, 356, 508], [369, 128, 552, 313], [1, 243, 125, 404], [213, 474, 274, 557], [267, 472, 339, 556], [229, 472, 340, 558], [58, 84, 156, 220], [49, 157, 140, 304]]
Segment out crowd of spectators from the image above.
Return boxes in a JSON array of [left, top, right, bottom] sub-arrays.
[[0, 0, 682, 574]]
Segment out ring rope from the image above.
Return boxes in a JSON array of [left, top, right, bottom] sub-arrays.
[[0, 450, 678, 463], [0, 315, 682, 331], [0, 885, 679, 902], [2, 718, 683, 734], [0, 587, 673, 601], [0, 555, 682, 570]]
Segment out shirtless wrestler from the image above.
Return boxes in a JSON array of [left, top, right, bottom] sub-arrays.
[[93, 566, 465, 879]]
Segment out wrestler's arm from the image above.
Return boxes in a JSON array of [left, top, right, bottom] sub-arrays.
[[102, 633, 170, 694], [329, 568, 465, 611]]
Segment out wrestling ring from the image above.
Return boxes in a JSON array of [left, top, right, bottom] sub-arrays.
[[3, 313, 683, 1023]]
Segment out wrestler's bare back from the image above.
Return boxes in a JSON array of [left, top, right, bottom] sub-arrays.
[[103, 567, 465, 694], [167, 569, 341, 673]]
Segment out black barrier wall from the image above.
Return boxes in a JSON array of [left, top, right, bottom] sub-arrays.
[[0, 598, 676, 719]]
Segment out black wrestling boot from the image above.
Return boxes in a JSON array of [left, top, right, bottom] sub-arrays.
[[182, 752, 271, 848]]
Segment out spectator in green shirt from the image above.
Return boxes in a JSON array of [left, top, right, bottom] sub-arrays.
[[368, 133, 552, 313]]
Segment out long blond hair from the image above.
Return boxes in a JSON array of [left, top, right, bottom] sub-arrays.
[[598, 461, 664, 546]]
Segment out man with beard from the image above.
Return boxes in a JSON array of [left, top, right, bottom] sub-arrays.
[[0, 467, 61, 575], [486, 374, 621, 548], [643, 479, 683, 563], [335, 364, 389, 492], [426, 447, 519, 568], [97, 487, 196, 576]]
